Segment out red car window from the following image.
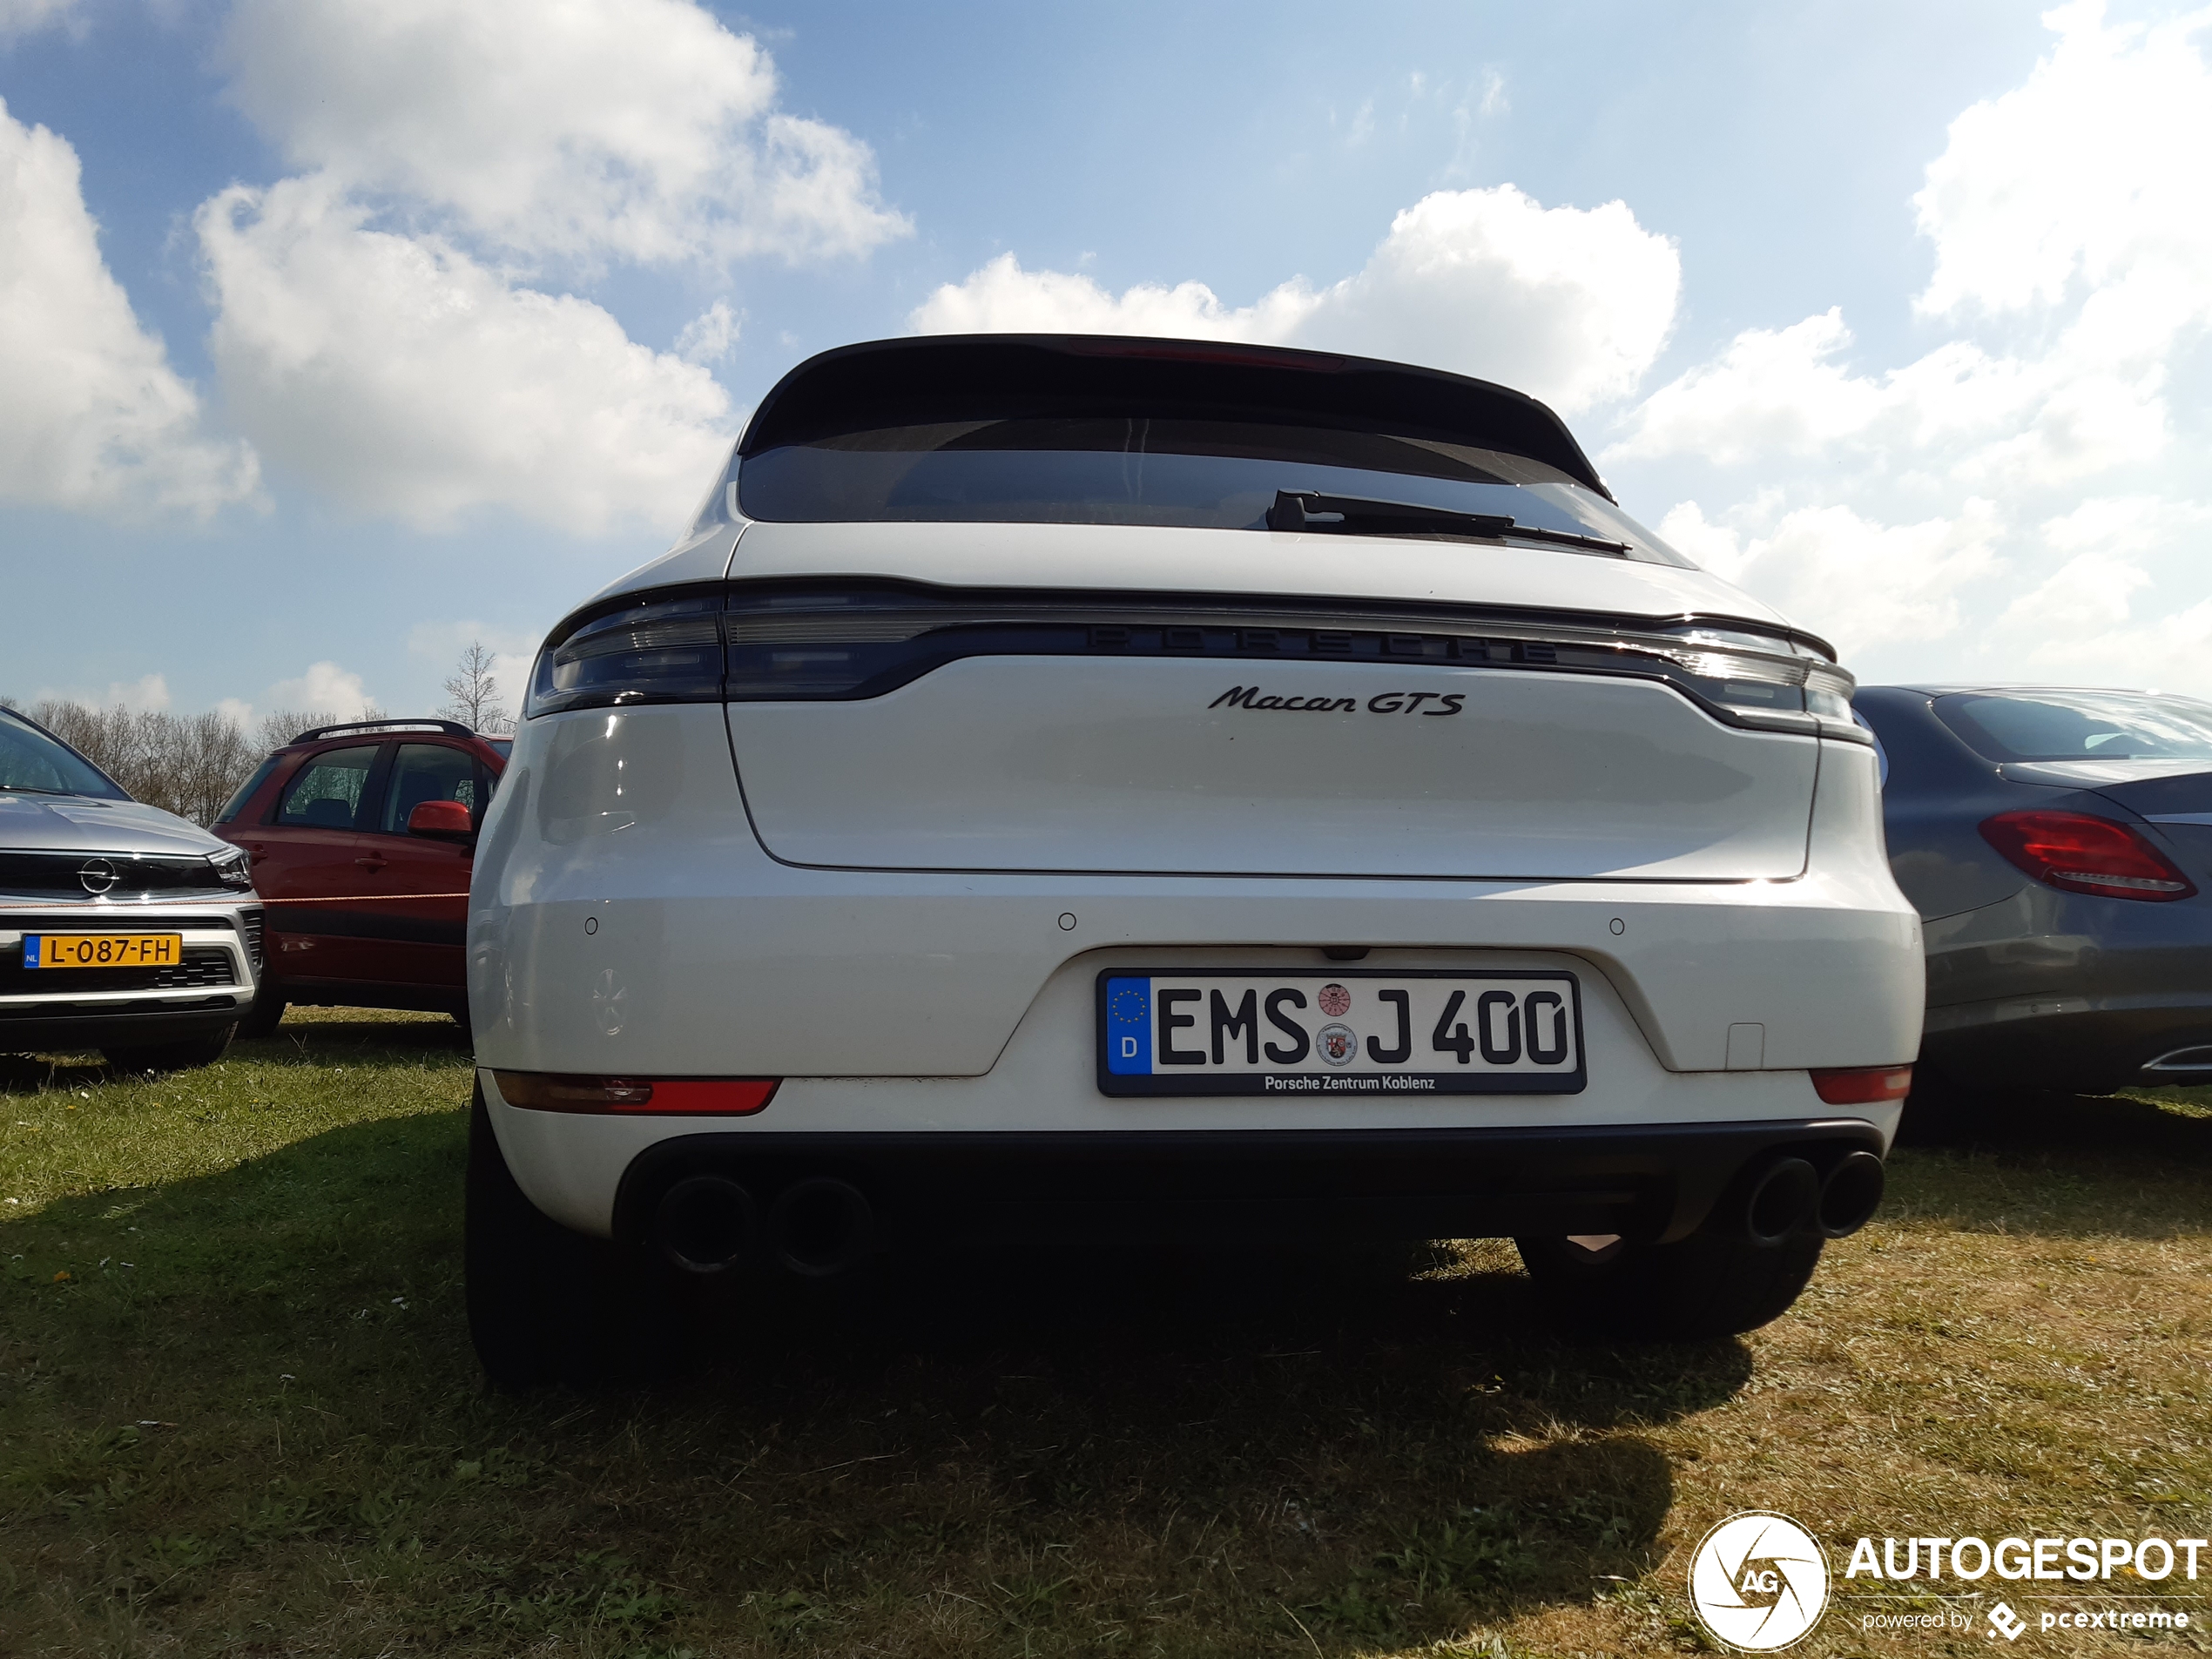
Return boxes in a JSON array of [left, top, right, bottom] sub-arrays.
[[274, 745, 380, 831], [378, 744, 479, 834]]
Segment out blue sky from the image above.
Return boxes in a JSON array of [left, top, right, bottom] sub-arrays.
[[3, 0, 2208, 724]]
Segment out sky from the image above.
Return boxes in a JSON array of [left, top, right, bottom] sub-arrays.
[[2, 0, 2209, 725]]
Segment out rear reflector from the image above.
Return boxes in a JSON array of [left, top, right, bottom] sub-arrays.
[[1811, 1065, 1913, 1105], [1979, 810, 2196, 901], [492, 1072, 778, 1115]]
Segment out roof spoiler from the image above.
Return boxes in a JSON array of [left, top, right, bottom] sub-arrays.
[[738, 334, 1615, 501]]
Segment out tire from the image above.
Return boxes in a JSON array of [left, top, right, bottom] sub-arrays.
[[102, 1024, 236, 1073], [464, 1082, 690, 1389], [1516, 1228, 1824, 1341], [233, 982, 287, 1040]]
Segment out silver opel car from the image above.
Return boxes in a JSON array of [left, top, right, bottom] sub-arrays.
[[1, 706, 263, 1069]]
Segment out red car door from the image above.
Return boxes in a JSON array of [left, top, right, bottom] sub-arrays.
[[235, 742, 385, 988], [342, 741, 485, 993]]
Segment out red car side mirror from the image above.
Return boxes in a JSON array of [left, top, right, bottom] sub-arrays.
[[408, 799, 475, 840]]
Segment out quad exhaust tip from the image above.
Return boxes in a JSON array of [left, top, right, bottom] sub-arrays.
[[654, 1174, 878, 1278], [655, 1175, 757, 1275], [768, 1177, 874, 1278], [1743, 1157, 1821, 1248], [1737, 1151, 1885, 1247], [1816, 1150, 1885, 1239]]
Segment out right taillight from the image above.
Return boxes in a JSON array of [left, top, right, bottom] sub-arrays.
[[1979, 810, 2196, 901]]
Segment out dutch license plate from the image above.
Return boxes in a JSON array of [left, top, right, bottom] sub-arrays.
[[24, 934, 183, 969], [1097, 969, 1585, 1097]]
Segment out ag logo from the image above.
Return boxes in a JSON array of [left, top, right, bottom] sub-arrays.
[[1688, 1511, 1830, 1650]]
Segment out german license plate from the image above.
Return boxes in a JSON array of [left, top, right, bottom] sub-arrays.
[[1097, 969, 1585, 1096], [24, 934, 182, 969]]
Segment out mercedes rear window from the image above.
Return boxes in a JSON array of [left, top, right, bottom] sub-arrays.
[[1934, 691, 2212, 763], [736, 417, 1690, 565]]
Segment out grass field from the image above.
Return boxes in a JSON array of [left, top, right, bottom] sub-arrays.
[[3, 1009, 2209, 1657]]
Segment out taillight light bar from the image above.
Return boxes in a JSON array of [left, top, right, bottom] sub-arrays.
[[1978, 810, 2196, 901], [492, 1072, 778, 1115], [1811, 1065, 1913, 1105]]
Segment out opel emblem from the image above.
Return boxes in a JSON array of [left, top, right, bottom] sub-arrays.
[[78, 859, 118, 894]]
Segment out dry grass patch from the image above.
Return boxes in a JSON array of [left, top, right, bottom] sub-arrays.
[[2, 1018, 2208, 1656]]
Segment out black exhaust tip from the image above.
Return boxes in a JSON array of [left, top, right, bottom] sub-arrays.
[[1743, 1157, 1820, 1248], [768, 1177, 874, 1278], [1816, 1150, 1885, 1239], [655, 1175, 757, 1275]]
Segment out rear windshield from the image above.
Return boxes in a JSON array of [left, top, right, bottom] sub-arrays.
[[735, 417, 1690, 565], [1935, 691, 2212, 763], [0, 707, 128, 799]]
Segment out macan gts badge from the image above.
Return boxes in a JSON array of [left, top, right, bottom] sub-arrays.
[[462, 333, 1924, 1388]]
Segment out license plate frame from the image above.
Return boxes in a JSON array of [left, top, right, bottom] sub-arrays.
[[24, 933, 185, 970], [1096, 968, 1587, 1097]]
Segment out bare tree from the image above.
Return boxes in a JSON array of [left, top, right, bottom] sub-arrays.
[[255, 708, 325, 752], [19, 698, 262, 826], [252, 705, 391, 752], [440, 641, 511, 733]]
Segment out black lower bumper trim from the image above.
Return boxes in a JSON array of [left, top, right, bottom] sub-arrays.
[[610, 1119, 1886, 1249], [0, 1002, 246, 1053]]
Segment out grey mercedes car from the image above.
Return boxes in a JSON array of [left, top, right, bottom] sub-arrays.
[[1856, 684, 2212, 1096], [1, 705, 263, 1069]]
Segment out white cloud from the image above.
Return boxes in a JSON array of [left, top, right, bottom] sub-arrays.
[[266, 660, 375, 719], [675, 299, 740, 363], [1914, 2, 2212, 320], [196, 175, 737, 532], [912, 185, 1680, 413], [0, 0, 78, 38], [0, 98, 258, 517], [31, 672, 174, 711], [1615, 5, 2212, 687], [1979, 497, 2212, 686], [1657, 500, 2002, 658], [219, 0, 910, 268]]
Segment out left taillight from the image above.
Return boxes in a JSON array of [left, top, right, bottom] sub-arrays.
[[524, 589, 725, 718], [1979, 810, 2196, 901], [492, 1072, 778, 1115], [1811, 1065, 1913, 1105]]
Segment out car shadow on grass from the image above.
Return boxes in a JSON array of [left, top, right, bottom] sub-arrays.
[[4, 1109, 1743, 1656]]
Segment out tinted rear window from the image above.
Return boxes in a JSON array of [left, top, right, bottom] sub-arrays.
[[737, 417, 1689, 564], [1935, 691, 2212, 763]]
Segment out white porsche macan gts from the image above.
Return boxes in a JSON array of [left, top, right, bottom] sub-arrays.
[[464, 335, 1923, 1386]]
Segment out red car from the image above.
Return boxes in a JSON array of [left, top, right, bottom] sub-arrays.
[[212, 718, 509, 1035]]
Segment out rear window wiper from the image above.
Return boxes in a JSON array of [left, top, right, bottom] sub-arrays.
[[1265, 489, 1631, 556]]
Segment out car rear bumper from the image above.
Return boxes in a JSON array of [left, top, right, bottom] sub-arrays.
[[1923, 992, 2212, 1091], [605, 1119, 1885, 1247], [610, 1119, 1886, 1249]]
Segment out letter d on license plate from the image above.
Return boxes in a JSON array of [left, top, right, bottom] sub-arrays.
[[1096, 969, 1585, 1097]]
